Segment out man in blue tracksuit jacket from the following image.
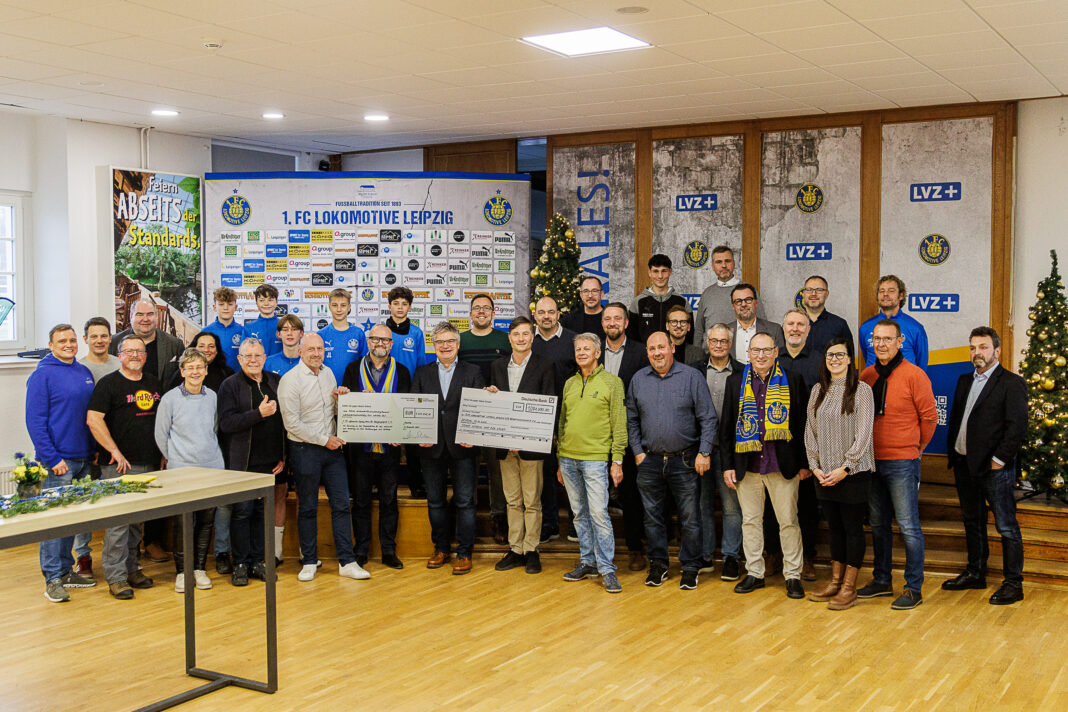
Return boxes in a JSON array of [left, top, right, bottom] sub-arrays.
[[859, 275, 929, 369], [25, 323, 98, 602]]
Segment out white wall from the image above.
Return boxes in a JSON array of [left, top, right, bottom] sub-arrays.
[[1013, 97, 1068, 368], [341, 148, 423, 171]]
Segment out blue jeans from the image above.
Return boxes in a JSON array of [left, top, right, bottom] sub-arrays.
[[637, 453, 702, 572], [559, 458, 616, 574], [213, 504, 232, 555], [954, 461, 1024, 585], [290, 442, 355, 567], [698, 451, 743, 560], [870, 458, 925, 593], [423, 454, 476, 558], [39, 458, 90, 581]]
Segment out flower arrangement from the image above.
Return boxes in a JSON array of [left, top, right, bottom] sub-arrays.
[[11, 452, 49, 499]]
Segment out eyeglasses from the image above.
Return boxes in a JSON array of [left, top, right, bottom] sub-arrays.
[[732, 297, 755, 306], [470, 305, 494, 312], [803, 287, 827, 294], [182, 365, 207, 372], [707, 338, 730, 346], [825, 352, 850, 361], [750, 347, 776, 356], [239, 353, 265, 360], [666, 319, 689, 327], [872, 336, 899, 344], [120, 349, 146, 356], [579, 288, 602, 295], [368, 336, 392, 344], [434, 338, 459, 346]]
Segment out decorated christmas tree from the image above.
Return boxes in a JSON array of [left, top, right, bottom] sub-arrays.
[[529, 212, 581, 313], [1020, 250, 1068, 501]]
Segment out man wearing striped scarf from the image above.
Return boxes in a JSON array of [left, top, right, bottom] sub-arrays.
[[719, 332, 811, 599], [341, 323, 412, 570]]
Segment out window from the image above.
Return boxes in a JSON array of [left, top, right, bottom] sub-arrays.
[[0, 193, 31, 352]]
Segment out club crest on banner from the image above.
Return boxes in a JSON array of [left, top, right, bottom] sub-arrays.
[[222, 195, 251, 225], [683, 240, 709, 268], [918, 234, 950, 265], [795, 184, 823, 214], [767, 401, 788, 425], [483, 195, 512, 226]]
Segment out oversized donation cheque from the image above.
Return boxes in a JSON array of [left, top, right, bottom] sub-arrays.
[[337, 392, 439, 445], [454, 387, 558, 453]]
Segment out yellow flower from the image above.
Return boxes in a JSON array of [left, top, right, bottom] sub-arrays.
[[14, 465, 26, 476], [29, 466, 39, 474]]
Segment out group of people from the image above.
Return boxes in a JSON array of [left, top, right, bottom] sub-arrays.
[[25, 245, 1028, 610]]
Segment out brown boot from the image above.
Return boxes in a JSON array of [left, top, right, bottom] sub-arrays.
[[808, 561, 844, 602], [828, 565, 859, 610]]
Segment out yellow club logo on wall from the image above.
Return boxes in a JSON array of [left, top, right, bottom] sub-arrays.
[[919, 234, 951, 265], [795, 183, 824, 213]]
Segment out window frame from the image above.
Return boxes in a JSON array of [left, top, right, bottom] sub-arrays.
[[0, 192, 34, 354]]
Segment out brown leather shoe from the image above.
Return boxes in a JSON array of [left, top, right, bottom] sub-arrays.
[[127, 569, 154, 589], [801, 559, 818, 582], [828, 565, 859, 610], [764, 552, 783, 577], [108, 581, 134, 600], [426, 551, 448, 569], [452, 556, 472, 575], [628, 551, 648, 572], [145, 542, 170, 563], [808, 560, 843, 602]]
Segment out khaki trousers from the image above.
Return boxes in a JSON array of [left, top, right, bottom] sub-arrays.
[[500, 452, 544, 554], [736, 471, 803, 580]]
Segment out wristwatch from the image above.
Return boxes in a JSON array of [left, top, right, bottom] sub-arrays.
[[843, 466, 852, 475], [699, 452, 710, 458]]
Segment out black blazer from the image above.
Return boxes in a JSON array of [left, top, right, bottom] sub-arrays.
[[946, 366, 1027, 475], [489, 353, 557, 461], [412, 359, 485, 460], [599, 338, 648, 394], [217, 370, 285, 471], [718, 362, 808, 480]]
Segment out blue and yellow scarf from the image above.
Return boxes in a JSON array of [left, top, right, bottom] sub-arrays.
[[735, 361, 791, 453], [357, 356, 399, 453]]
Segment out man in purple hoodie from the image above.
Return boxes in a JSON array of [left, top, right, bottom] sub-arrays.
[[25, 324, 98, 603]]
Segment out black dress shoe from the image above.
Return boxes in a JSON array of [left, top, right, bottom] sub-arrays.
[[381, 554, 404, 569], [525, 551, 542, 574], [215, 552, 233, 575], [941, 571, 987, 591], [989, 582, 1024, 605], [231, 564, 249, 587], [410, 486, 427, 499], [785, 578, 805, 599], [734, 575, 765, 594]]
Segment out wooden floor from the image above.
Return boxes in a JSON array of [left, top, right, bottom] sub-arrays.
[[2, 540, 1067, 712]]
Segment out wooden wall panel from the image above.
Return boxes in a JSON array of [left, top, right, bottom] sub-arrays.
[[423, 139, 517, 174]]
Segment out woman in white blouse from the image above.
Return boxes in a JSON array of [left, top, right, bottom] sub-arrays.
[[804, 338, 875, 610]]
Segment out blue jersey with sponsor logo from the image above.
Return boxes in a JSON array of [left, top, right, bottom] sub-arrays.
[[389, 321, 429, 375], [203, 318, 244, 372], [319, 323, 367, 384], [264, 352, 300, 377], [243, 316, 282, 356], [859, 310, 929, 369]]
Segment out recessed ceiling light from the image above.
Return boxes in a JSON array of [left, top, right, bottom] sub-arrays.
[[151, 109, 179, 117], [616, 6, 649, 14], [77, 80, 104, 88], [203, 39, 223, 49], [364, 113, 389, 122], [262, 112, 285, 120], [520, 27, 649, 57]]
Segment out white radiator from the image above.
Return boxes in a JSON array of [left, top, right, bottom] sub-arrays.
[[0, 467, 15, 496]]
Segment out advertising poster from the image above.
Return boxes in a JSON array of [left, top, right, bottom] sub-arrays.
[[552, 143, 637, 303], [760, 127, 861, 332], [652, 135, 744, 311], [111, 168, 202, 340], [202, 171, 531, 351], [881, 117, 994, 453]]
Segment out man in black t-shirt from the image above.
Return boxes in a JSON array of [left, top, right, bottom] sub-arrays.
[[87, 335, 162, 600]]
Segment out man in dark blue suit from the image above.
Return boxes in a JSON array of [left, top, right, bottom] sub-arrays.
[[943, 326, 1027, 605], [412, 321, 485, 576]]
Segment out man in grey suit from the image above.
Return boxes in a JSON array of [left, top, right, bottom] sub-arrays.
[[109, 298, 185, 382], [728, 283, 784, 364]]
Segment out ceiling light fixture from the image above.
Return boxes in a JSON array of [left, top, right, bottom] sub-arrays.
[[151, 109, 179, 117], [364, 113, 389, 121], [203, 40, 223, 49], [520, 26, 649, 57], [615, 6, 649, 14], [262, 112, 285, 119]]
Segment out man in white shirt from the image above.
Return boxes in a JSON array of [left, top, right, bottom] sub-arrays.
[[728, 283, 784, 364], [277, 333, 369, 583]]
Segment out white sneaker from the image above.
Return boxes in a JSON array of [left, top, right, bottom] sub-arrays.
[[193, 569, 212, 590], [175, 573, 185, 593], [339, 561, 371, 580], [297, 564, 317, 582]]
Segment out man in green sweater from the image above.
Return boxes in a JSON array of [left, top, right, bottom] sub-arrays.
[[557, 332, 627, 593]]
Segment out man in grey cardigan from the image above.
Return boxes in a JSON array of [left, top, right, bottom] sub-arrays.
[[694, 246, 765, 352], [110, 298, 185, 381]]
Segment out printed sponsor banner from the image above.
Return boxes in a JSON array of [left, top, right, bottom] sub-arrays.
[[265, 273, 289, 285], [279, 287, 302, 302], [112, 167, 202, 339], [403, 230, 425, 243], [289, 272, 311, 285], [310, 244, 333, 257], [288, 244, 310, 258], [494, 274, 516, 287], [266, 231, 287, 242], [265, 258, 288, 272], [449, 244, 471, 258]]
